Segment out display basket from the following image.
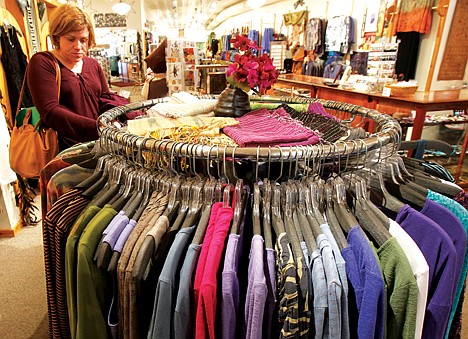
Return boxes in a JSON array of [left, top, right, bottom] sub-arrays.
[[385, 83, 418, 97]]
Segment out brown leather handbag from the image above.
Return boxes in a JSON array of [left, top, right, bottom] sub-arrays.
[[9, 52, 60, 178]]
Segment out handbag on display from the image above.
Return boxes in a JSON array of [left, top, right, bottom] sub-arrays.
[[9, 52, 60, 178]]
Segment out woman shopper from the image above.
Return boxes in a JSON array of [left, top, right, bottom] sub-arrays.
[[27, 3, 128, 151]]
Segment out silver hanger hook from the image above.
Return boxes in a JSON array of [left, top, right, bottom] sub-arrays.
[[169, 141, 180, 176], [339, 141, 350, 173], [348, 139, 359, 172], [206, 144, 216, 180], [267, 146, 272, 179], [137, 137, 149, 169], [192, 143, 203, 180], [335, 142, 342, 175], [294, 146, 300, 179], [274, 146, 284, 182], [298, 145, 307, 178], [181, 142, 191, 176], [231, 145, 239, 181], [215, 145, 221, 180], [255, 146, 260, 182], [223, 144, 229, 183], [376, 134, 384, 166], [360, 138, 369, 170], [131, 135, 141, 166], [288, 146, 294, 180], [154, 139, 168, 172]]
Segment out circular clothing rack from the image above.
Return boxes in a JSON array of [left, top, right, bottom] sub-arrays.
[[96, 95, 402, 163]]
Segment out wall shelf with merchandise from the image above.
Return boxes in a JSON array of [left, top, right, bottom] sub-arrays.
[[367, 41, 399, 90]]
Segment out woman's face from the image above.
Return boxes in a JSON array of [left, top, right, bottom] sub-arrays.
[[58, 28, 89, 63]]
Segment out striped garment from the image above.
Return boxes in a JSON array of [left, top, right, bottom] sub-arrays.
[[296, 256, 312, 338], [53, 196, 91, 338], [40, 158, 73, 220], [276, 232, 300, 338], [43, 188, 83, 338], [46, 165, 94, 213]]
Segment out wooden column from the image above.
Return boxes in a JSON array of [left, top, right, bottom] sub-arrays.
[[425, 0, 450, 92]]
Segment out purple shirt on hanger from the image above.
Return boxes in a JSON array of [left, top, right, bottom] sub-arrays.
[[396, 204, 457, 339], [221, 190, 249, 339], [341, 226, 385, 339], [102, 211, 126, 238], [221, 234, 242, 339], [420, 198, 466, 301], [103, 212, 130, 248], [114, 219, 137, 253], [244, 234, 268, 339], [263, 247, 276, 339]]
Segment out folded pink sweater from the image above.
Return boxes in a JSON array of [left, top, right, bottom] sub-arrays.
[[223, 107, 320, 147]]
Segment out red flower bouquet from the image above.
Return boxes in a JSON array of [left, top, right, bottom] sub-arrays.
[[226, 35, 279, 94]]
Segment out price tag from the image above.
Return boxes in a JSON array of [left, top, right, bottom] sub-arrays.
[[382, 87, 391, 97]]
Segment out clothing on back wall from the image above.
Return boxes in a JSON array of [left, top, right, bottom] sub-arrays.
[[325, 16, 355, 54], [305, 18, 326, 56], [395, 31, 420, 81], [0, 25, 34, 114]]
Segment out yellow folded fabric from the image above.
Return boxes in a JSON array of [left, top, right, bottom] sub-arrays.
[[127, 116, 239, 138]]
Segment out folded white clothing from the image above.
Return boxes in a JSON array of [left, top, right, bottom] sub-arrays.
[[169, 91, 201, 104], [147, 99, 218, 118]]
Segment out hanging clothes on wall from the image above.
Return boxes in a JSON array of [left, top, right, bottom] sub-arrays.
[[262, 28, 274, 55], [305, 18, 325, 56], [396, 0, 433, 34], [350, 51, 369, 75], [302, 58, 324, 77], [247, 30, 260, 48], [325, 16, 355, 54], [395, 31, 420, 81], [0, 24, 34, 118]]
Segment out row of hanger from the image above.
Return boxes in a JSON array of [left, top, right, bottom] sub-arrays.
[[75, 125, 461, 261]]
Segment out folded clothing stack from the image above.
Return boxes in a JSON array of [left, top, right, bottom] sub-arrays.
[[147, 91, 217, 118], [223, 107, 321, 147], [127, 116, 239, 138]]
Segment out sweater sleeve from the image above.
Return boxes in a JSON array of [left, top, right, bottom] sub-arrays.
[[27, 53, 99, 143]]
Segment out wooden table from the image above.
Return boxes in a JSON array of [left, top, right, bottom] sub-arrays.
[[277, 74, 468, 140], [277, 74, 468, 180]]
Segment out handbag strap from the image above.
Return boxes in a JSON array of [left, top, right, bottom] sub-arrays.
[[14, 51, 61, 122]]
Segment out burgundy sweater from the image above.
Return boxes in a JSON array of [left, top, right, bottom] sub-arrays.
[[27, 52, 128, 149]]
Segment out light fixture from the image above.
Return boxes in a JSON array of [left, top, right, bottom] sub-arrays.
[[247, 0, 266, 9], [112, 0, 131, 16]]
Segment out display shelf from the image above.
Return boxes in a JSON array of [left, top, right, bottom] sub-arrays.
[[270, 41, 287, 71], [367, 42, 399, 87]]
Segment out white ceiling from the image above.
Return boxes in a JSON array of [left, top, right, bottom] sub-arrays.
[[142, 0, 267, 30]]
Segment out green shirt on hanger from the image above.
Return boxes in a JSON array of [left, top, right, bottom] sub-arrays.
[[75, 204, 118, 339], [65, 204, 102, 339], [376, 237, 419, 339]]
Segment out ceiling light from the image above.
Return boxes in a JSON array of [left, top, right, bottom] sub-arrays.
[[112, 0, 131, 15], [247, 0, 266, 9]]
